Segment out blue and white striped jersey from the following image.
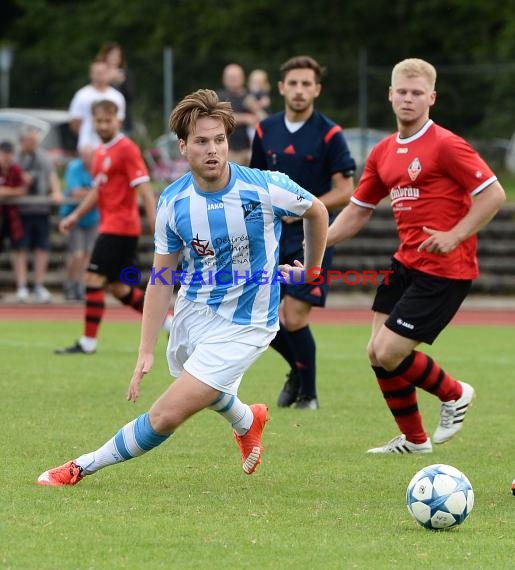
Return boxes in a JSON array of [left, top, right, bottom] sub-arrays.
[[155, 162, 314, 328]]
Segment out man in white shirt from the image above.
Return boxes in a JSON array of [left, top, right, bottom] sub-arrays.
[[69, 60, 126, 150]]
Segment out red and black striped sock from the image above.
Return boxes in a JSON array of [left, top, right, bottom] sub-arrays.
[[372, 365, 427, 444], [398, 351, 462, 402], [120, 288, 145, 313], [84, 287, 105, 339]]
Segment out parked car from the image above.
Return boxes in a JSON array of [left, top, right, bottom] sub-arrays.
[[343, 127, 391, 174], [0, 108, 77, 167]]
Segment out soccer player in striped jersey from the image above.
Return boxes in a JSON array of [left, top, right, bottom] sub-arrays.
[[37, 89, 328, 485], [250, 55, 356, 410], [326, 58, 506, 454]]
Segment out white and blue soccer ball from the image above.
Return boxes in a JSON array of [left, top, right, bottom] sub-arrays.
[[406, 464, 474, 530]]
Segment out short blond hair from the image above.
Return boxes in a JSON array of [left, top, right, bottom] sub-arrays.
[[169, 89, 236, 141], [391, 58, 437, 90]]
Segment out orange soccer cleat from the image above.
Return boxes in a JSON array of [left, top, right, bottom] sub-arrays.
[[37, 460, 84, 486], [233, 403, 269, 475]]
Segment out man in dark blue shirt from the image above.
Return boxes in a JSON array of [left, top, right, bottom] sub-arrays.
[[250, 55, 356, 410]]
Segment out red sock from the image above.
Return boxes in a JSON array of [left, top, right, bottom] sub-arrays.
[[84, 287, 105, 339], [399, 351, 462, 402], [120, 287, 145, 313], [372, 366, 427, 444]]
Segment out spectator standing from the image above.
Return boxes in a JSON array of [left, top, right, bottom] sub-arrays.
[[69, 60, 126, 150], [55, 100, 168, 354], [217, 63, 259, 165], [37, 88, 328, 487], [247, 69, 272, 118], [246, 68, 272, 142], [97, 41, 135, 134], [250, 55, 356, 409], [59, 145, 99, 301], [0, 141, 26, 267], [327, 58, 506, 453], [15, 128, 62, 303]]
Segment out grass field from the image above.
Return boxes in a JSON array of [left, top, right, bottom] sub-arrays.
[[1, 319, 514, 569]]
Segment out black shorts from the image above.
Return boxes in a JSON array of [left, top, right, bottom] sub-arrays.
[[279, 244, 334, 308], [88, 233, 139, 283], [13, 214, 50, 251], [372, 258, 472, 344]]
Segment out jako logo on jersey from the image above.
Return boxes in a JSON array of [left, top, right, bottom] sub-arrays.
[[207, 202, 224, 211], [396, 147, 408, 154], [408, 157, 421, 181], [191, 234, 214, 256], [396, 317, 415, 330]]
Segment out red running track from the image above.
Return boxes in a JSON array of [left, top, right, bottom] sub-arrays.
[[1, 303, 514, 326]]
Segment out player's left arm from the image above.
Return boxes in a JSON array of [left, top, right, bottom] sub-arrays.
[[318, 171, 354, 212], [249, 123, 267, 169], [319, 126, 356, 212], [279, 197, 328, 282], [418, 181, 506, 254], [138, 181, 157, 235]]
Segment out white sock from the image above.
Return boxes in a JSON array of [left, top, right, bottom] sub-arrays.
[[75, 412, 171, 475], [208, 393, 253, 435], [79, 336, 97, 352]]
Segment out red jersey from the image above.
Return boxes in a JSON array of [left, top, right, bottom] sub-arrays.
[[351, 120, 496, 279], [92, 134, 150, 236], [0, 163, 25, 241], [0, 162, 24, 188]]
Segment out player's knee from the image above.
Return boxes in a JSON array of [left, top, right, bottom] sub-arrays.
[[367, 341, 377, 364], [283, 314, 309, 331], [109, 281, 130, 299], [148, 407, 180, 434], [85, 271, 104, 288], [371, 342, 403, 371]]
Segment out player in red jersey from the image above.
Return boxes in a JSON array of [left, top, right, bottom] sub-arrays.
[[55, 100, 169, 354], [327, 58, 506, 453]]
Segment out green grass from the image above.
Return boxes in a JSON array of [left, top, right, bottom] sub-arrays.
[[1, 320, 514, 569]]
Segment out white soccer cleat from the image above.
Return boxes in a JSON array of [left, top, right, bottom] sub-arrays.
[[433, 381, 475, 444], [367, 434, 432, 454]]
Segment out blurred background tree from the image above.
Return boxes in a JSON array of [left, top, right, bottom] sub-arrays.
[[2, 0, 514, 146]]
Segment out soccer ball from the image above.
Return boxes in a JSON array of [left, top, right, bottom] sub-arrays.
[[406, 464, 474, 530]]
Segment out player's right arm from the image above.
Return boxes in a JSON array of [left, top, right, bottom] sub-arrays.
[[128, 251, 178, 402], [59, 185, 99, 234]]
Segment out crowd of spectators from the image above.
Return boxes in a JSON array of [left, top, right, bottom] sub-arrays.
[[0, 51, 272, 303]]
